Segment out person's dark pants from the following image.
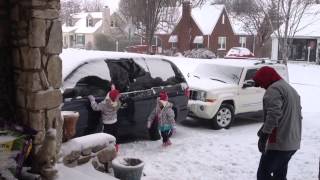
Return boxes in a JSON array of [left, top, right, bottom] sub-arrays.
[[257, 150, 297, 180], [160, 130, 172, 143], [103, 123, 118, 138]]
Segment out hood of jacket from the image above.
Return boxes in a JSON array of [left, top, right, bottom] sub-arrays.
[[253, 66, 282, 89]]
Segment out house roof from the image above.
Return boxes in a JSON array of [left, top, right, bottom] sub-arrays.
[[191, 5, 225, 35], [62, 12, 104, 34], [156, 5, 226, 35], [272, 4, 320, 38], [75, 20, 102, 34]]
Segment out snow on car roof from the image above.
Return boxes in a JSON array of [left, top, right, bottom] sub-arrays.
[[60, 49, 157, 80]]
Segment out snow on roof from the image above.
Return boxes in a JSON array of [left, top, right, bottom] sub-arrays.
[[156, 5, 225, 35], [273, 4, 320, 38], [62, 26, 78, 33], [60, 49, 158, 80], [191, 5, 225, 35], [62, 11, 104, 34], [75, 20, 102, 33], [229, 15, 257, 36]]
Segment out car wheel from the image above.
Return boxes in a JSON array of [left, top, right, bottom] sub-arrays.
[[212, 103, 234, 130]]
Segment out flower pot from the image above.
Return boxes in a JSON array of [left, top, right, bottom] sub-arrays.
[[61, 111, 79, 141], [112, 157, 144, 180]]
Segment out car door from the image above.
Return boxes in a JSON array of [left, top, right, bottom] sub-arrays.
[[106, 58, 156, 141], [237, 68, 265, 113], [62, 59, 112, 137]]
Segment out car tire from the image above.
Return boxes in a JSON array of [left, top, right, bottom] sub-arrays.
[[212, 103, 234, 130]]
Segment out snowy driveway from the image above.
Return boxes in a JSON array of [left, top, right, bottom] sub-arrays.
[[118, 62, 320, 180]]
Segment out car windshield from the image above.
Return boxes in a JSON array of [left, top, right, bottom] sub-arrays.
[[193, 63, 243, 84]]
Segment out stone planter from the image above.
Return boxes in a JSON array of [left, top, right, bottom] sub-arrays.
[[112, 157, 144, 180], [61, 111, 79, 141]]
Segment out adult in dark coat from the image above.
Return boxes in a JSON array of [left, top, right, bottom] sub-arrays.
[[253, 66, 302, 180]]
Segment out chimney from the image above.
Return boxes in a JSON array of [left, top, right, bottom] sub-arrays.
[[182, 1, 191, 18], [102, 6, 111, 34]]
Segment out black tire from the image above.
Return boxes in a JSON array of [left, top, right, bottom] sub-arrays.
[[212, 103, 234, 130]]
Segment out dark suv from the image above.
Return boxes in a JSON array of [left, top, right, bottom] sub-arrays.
[[61, 53, 189, 142]]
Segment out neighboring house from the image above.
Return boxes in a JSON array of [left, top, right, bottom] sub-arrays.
[[62, 6, 135, 50], [229, 16, 256, 54], [271, 4, 320, 62], [155, 2, 255, 57]]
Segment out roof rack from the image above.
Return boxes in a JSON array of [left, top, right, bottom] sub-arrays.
[[253, 58, 281, 65]]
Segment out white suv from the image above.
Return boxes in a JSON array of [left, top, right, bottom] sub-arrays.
[[187, 59, 288, 129]]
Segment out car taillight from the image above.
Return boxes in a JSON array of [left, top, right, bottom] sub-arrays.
[[184, 87, 190, 98]]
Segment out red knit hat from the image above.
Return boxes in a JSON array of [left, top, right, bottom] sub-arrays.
[[159, 91, 168, 101], [253, 66, 282, 89], [109, 89, 120, 102]]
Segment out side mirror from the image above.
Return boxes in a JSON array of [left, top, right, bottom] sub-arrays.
[[242, 80, 255, 88]]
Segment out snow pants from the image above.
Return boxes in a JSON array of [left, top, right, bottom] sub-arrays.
[[103, 122, 118, 138], [160, 129, 172, 143], [257, 150, 296, 180]]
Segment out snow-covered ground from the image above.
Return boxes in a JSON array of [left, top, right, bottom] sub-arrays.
[[59, 49, 319, 179], [118, 61, 320, 180]]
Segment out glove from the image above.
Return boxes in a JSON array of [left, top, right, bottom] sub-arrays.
[[172, 126, 176, 135], [147, 121, 152, 129], [88, 95, 95, 102], [258, 132, 269, 153]]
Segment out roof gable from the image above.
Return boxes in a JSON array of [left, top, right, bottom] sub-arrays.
[[191, 5, 225, 35]]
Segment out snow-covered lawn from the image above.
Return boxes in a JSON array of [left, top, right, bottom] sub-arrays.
[[118, 62, 320, 180]]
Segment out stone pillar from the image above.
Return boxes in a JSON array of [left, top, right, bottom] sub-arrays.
[[10, 0, 63, 176]]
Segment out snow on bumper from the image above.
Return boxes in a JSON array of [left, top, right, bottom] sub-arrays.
[[188, 100, 219, 119]]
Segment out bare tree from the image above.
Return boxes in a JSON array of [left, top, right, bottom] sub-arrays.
[[255, 0, 313, 65], [119, 0, 207, 53], [82, 0, 104, 12], [60, 0, 82, 23]]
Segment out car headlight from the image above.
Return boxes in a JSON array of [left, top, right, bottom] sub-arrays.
[[197, 91, 206, 101]]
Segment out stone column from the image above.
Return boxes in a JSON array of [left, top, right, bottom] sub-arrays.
[[10, 0, 63, 177]]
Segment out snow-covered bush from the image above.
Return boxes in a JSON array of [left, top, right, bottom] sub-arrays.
[[183, 48, 216, 59]]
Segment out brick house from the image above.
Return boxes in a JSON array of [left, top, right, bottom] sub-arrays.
[[156, 2, 255, 57]]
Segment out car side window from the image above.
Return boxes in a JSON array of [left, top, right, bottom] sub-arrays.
[[63, 60, 111, 98], [245, 68, 258, 81], [144, 58, 182, 86]]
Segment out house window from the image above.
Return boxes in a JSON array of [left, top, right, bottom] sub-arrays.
[[111, 21, 114, 27], [218, 36, 226, 50], [240, 37, 247, 47], [63, 36, 67, 46], [222, 14, 225, 24], [86, 17, 93, 27], [172, 42, 177, 48], [76, 34, 85, 45], [67, 18, 73, 26]]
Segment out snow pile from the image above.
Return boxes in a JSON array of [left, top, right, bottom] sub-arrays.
[[60, 133, 116, 157]]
